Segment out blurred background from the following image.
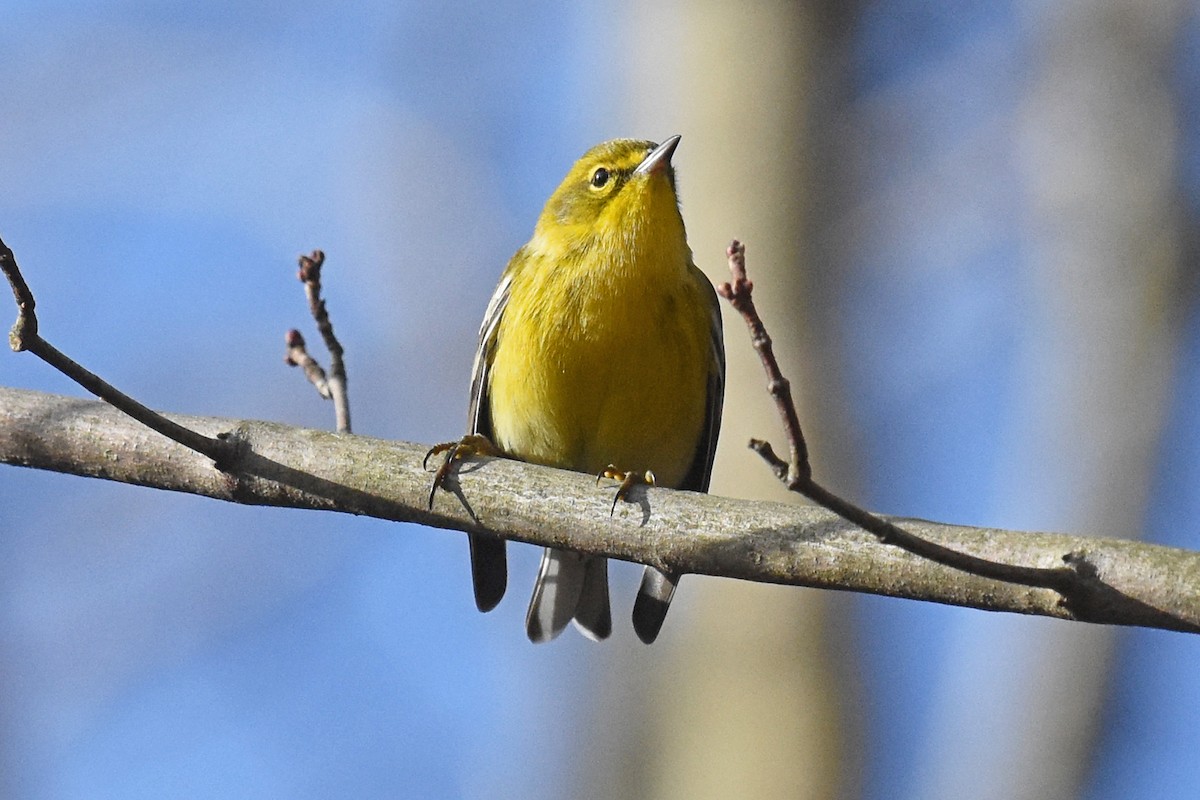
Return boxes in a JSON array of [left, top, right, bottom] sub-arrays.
[[2, 1, 1198, 797]]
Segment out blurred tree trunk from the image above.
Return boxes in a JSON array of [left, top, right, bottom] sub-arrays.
[[828, 3, 1187, 799], [585, 3, 864, 800], [968, 4, 1185, 798]]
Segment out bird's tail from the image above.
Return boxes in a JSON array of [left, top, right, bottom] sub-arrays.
[[526, 549, 611, 642], [631, 567, 679, 644], [468, 533, 507, 612]]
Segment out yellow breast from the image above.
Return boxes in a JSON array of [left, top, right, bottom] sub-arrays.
[[487, 192, 710, 486]]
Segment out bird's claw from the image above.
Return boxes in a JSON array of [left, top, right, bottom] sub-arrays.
[[425, 433, 502, 509], [596, 465, 655, 515]]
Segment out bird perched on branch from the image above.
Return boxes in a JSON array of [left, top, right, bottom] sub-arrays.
[[430, 135, 724, 644]]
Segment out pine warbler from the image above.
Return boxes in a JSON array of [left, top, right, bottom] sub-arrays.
[[443, 135, 724, 644]]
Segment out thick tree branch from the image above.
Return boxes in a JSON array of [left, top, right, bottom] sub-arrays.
[[3, 385, 1199, 634]]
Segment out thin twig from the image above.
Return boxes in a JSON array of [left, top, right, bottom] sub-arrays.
[[719, 239, 1082, 595], [718, 241, 811, 484], [295, 250, 351, 433], [284, 329, 332, 399], [1, 235, 233, 466]]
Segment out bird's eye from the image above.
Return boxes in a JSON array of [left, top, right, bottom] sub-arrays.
[[590, 167, 610, 188]]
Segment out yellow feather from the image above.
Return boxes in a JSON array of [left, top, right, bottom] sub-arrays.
[[455, 135, 724, 643], [486, 138, 717, 488]]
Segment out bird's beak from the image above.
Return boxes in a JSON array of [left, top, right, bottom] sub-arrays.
[[633, 135, 681, 176]]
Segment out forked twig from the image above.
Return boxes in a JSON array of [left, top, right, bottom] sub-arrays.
[[285, 329, 331, 399], [286, 250, 351, 433], [717, 240, 1083, 595], [1, 235, 234, 466]]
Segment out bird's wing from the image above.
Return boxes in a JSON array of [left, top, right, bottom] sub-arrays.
[[681, 270, 726, 493], [468, 270, 513, 438], [464, 269, 513, 612]]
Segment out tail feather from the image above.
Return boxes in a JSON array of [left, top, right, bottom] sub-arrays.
[[631, 568, 679, 644], [525, 549, 587, 642], [469, 533, 507, 612], [571, 556, 611, 641], [525, 549, 611, 643]]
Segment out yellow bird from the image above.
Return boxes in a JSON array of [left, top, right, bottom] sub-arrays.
[[444, 135, 724, 644]]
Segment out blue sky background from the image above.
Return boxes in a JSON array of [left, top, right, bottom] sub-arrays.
[[3, 3, 1200, 798]]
